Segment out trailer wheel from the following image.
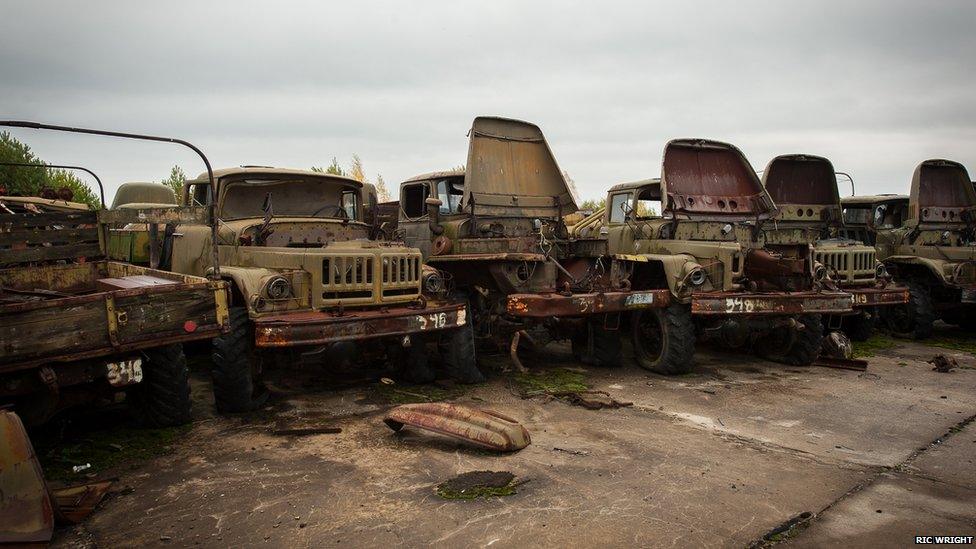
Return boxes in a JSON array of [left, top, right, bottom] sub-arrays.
[[883, 281, 935, 340], [631, 304, 695, 375], [841, 310, 876, 342], [211, 307, 269, 413], [439, 313, 485, 383], [129, 344, 192, 427], [760, 314, 824, 366]]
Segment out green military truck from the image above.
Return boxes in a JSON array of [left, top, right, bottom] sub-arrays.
[[572, 139, 855, 374], [0, 122, 229, 426], [760, 154, 909, 340], [841, 160, 976, 337], [108, 167, 479, 412], [395, 117, 671, 368]]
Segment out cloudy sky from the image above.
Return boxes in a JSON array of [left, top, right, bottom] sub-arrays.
[[2, 0, 974, 204]]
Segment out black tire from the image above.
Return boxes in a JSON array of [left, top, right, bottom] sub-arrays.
[[572, 319, 623, 368], [883, 281, 935, 340], [440, 314, 485, 383], [842, 310, 876, 342], [211, 307, 269, 413], [401, 337, 436, 383], [631, 304, 695, 375], [758, 314, 825, 366], [129, 344, 192, 427]]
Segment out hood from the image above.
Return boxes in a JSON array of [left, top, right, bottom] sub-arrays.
[[661, 138, 776, 220], [463, 116, 577, 218], [762, 154, 842, 225], [910, 159, 976, 226]]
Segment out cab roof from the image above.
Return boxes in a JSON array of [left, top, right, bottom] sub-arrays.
[[189, 166, 362, 187], [401, 169, 464, 184], [607, 178, 660, 194], [841, 194, 908, 206]]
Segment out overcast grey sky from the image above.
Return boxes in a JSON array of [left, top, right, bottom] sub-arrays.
[[2, 0, 974, 203]]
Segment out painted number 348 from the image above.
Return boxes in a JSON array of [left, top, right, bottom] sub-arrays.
[[725, 297, 756, 313]]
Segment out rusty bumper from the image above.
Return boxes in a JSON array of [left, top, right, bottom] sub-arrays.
[[506, 289, 671, 318], [691, 291, 854, 316], [253, 301, 466, 348], [848, 286, 910, 308]]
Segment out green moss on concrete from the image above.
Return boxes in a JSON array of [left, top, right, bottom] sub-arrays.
[[852, 335, 899, 358], [514, 368, 588, 396]]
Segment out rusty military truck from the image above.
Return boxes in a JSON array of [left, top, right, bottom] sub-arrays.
[[395, 117, 670, 367], [155, 167, 477, 412], [842, 160, 976, 337], [573, 139, 855, 374], [0, 121, 230, 426], [760, 154, 909, 341]]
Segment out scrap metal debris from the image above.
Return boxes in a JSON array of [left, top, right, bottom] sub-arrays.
[[821, 331, 853, 359], [435, 470, 521, 500], [1, 409, 114, 544], [562, 390, 633, 410], [929, 354, 958, 373], [813, 356, 868, 371], [384, 402, 530, 452]]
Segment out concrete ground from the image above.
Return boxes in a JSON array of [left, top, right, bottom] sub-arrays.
[[50, 327, 975, 548]]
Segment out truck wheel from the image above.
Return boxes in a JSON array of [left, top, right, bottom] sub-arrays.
[[401, 337, 436, 383], [631, 304, 695, 375], [211, 307, 269, 413], [884, 281, 935, 339], [760, 314, 825, 366], [439, 316, 485, 383], [572, 320, 623, 368], [129, 344, 192, 427], [841, 310, 876, 342]]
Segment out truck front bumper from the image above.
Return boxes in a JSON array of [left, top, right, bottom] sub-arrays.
[[848, 286, 910, 308], [506, 290, 671, 318], [253, 301, 467, 348], [691, 290, 854, 316]]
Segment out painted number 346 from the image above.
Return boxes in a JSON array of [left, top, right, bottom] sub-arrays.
[[416, 312, 447, 330]]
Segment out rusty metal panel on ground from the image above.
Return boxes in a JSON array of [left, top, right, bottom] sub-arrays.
[[384, 402, 530, 452], [0, 410, 54, 544]]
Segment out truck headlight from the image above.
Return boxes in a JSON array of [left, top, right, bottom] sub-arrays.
[[423, 270, 445, 294], [265, 276, 292, 299], [813, 261, 828, 282], [875, 262, 888, 279]]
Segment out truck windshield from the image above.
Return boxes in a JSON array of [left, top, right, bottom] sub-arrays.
[[221, 178, 360, 220]]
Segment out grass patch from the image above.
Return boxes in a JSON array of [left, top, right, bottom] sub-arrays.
[[36, 424, 190, 482], [436, 483, 518, 500], [852, 335, 899, 358], [370, 382, 466, 405], [924, 336, 976, 357], [435, 471, 520, 500], [513, 368, 588, 397]]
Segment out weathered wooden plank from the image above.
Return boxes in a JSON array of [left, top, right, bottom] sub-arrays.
[[98, 206, 209, 226], [1, 243, 102, 265], [0, 227, 100, 246], [115, 287, 221, 341], [0, 301, 111, 364], [0, 211, 98, 228]]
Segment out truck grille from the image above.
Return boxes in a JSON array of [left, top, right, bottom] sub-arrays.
[[321, 253, 421, 304], [815, 249, 875, 283]]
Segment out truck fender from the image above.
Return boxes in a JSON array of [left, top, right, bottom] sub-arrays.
[[614, 253, 701, 297]]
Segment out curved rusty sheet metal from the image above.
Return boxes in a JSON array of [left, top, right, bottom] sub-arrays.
[[0, 410, 54, 544], [464, 116, 577, 218], [662, 138, 776, 220], [909, 159, 976, 225], [384, 402, 531, 452], [761, 154, 840, 207]]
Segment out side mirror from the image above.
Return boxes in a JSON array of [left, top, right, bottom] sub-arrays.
[[425, 197, 444, 235]]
